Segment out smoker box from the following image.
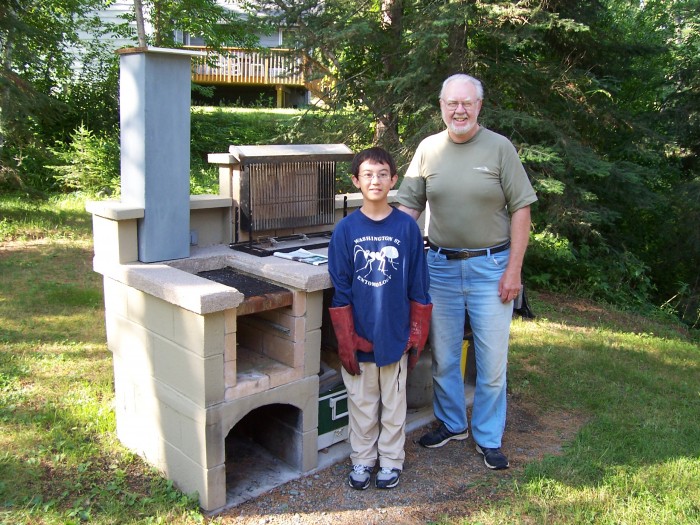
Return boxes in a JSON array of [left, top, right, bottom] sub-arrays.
[[317, 362, 349, 450], [226, 144, 355, 255]]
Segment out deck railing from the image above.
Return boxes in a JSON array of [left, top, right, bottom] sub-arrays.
[[186, 46, 307, 86]]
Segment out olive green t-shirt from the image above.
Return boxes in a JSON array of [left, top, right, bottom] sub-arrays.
[[396, 127, 537, 249]]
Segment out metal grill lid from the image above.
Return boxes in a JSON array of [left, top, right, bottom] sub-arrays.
[[229, 144, 354, 165]]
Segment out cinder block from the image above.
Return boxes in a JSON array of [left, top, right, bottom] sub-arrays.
[[172, 309, 225, 358], [104, 311, 120, 354], [161, 440, 227, 511], [91, 214, 139, 264], [217, 164, 234, 198], [199, 464, 227, 512], [288, 290, 307, 317], [226, 370, 270, 399], [126, 386, 164, 467], [202, 419, 226, 469], [224, 359, 237, 388], [254, 310, 306, 342], [224, 332, 237, 363], [217, 375, 319, 433], [304, 329, 322, 377], [103, 277, 128, 318], [236, 326, 263, 354], [267, 365, 303, 389], [175, 411, 221, 469], [152, 335, 224, 407], [109, 316, 155, 380], [301, 428, 319, 472], [224, 309, 237, 334], [203, 353, 226, 407], [127, 288, 174, 339], [306, 290, 324, 330], [261, 332, 304, 368], [159, 403, 183, 451]]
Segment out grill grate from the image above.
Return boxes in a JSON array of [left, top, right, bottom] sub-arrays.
[[243, 161, 336, 231]]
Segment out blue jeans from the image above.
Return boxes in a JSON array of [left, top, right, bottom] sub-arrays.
[[427, 247, 513, 448]]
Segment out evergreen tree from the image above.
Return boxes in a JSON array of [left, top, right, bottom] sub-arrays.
[[245, 0, 698, 323]]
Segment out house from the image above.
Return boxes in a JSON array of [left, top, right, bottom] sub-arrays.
[[81, 1, 325, 108], [186, 45, 314, 108]]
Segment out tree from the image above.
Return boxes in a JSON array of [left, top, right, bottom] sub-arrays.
[[0, 0, 253, 192], [244, 0, 699, 323], [120, 0, 256, 49], [0, 0, 109, 190]]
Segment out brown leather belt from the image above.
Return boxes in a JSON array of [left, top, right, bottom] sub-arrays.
[[428, 240, 510, 260]]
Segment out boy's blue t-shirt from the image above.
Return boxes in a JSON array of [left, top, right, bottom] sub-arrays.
[[328, 207, 430, 367]]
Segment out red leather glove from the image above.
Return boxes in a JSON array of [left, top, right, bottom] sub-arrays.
[[406, 301, 433, 372], [329, 305, 373, 375]]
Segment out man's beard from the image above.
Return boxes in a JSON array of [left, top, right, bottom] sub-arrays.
[[448, 118, 476, 137]]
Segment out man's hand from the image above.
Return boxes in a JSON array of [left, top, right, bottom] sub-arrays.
[[498, 267, 522, 304], [499, 206, 530, 303]]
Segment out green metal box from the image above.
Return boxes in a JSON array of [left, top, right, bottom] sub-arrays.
[[317, 364, 349, 450]]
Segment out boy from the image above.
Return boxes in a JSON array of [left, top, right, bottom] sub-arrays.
[[328, 147, 432, 490]]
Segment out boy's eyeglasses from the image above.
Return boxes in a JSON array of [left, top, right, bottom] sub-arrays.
[[358, 173, 392, 181], [443, 100, 476, 111]]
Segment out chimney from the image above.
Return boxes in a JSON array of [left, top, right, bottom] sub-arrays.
[[117, 47, 204, 262]]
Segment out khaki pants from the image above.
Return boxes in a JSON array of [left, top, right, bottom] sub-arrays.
[[341, 354, 408, 470]]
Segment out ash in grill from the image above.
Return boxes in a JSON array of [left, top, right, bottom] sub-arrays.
[[227, 144, 354, 256]]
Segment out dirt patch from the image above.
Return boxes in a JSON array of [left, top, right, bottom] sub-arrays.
[[216, 399, 586, 525]]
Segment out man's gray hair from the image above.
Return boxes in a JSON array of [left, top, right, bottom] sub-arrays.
[[440, 74, 484, 101]]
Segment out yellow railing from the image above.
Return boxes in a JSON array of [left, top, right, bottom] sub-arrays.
[[186, 46, 307, 86]]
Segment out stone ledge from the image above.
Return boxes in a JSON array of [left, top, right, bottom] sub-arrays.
[[93, 257, 244, 314], [190, 194, 233, 210], [86, 200, 144, 221], [173, 244, 333, 293]]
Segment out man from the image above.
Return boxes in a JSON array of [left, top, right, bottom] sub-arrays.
[[396, 73, 537, 470]]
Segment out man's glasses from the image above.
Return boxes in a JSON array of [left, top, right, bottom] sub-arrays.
[[443, 99, 476, 111], [358, 173, 392, 181]]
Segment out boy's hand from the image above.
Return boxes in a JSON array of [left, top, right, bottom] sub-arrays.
[[406, 301, 433, 371], [329, 305, 373, 375]]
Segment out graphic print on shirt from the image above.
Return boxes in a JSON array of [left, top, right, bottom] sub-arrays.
[[353, 236, 401, 286]]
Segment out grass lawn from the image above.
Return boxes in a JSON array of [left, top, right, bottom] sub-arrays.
[[1, 194, 698, 524]]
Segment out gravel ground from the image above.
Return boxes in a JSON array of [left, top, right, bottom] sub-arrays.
[[215, 399, 585, 525]]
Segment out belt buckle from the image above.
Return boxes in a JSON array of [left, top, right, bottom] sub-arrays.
[[448, 249, 474, 260]]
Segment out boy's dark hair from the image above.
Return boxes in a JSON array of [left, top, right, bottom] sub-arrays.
[[350, 147, 397, 178]]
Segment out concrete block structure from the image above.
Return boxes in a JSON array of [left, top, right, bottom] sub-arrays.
[[87, 189, 429, 513], [87, 46, 439, 514]]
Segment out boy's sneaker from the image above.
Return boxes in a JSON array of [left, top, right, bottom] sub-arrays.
[[375, 467, 401, 489], [348, 464, 372, 490], [418, 422, 469, 448], [475, 444, 510, 470]]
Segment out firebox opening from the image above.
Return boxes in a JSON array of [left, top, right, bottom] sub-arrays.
[[225, 404, 302, 500]]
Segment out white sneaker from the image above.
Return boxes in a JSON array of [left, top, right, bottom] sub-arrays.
[[348, 464, 372, 490], [375, 467, 401, 489]]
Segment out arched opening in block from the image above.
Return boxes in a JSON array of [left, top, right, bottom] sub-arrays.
[[224, 403, 303, 500]]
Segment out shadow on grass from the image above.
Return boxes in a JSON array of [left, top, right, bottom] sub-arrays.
[[0, 241, 105, 345], [0, 193, 94, 241]]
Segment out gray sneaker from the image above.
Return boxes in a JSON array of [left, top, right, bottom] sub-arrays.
[[418, 422, 469, 448], [348, 464, 372, 490], [375, 467, 401, 489]]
